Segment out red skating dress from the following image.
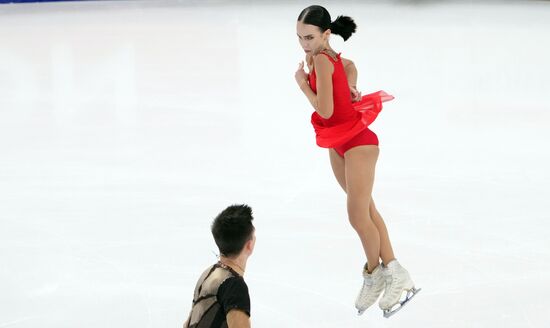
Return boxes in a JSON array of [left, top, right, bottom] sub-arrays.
[[308, 51, 394, 157]]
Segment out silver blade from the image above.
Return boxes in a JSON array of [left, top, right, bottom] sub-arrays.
[[383, 287, 421, 318]]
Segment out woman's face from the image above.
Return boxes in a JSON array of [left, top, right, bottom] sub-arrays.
[[296, 21, 329, 55]]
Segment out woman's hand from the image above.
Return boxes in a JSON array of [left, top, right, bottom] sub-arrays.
[[350, 86, 362, 102], [295, 61, 308, 88]]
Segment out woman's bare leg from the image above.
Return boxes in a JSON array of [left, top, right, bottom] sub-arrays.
[[329, 148, 396, 270], [344, 145, 380, 273], [329, 148, 346, 192], [369, 198, 395, 265]]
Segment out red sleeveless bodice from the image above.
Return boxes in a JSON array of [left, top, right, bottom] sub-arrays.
[[307, 51, 394, 148]]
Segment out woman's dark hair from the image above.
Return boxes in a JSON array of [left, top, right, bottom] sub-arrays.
[[297, 5, 357, 41], [211, 204, 255, 257]]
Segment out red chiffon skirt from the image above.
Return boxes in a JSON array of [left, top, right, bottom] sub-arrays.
[[311, 90, 394, 148]]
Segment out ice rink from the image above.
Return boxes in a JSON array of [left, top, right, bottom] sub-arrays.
[[1, 0, 549, 327]]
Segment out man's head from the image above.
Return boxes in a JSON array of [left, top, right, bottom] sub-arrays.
[[211, 204, 255, 258]]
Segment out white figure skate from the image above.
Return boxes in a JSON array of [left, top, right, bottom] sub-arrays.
[[379, 260, 421, 318], [355, 263, 385, 315]]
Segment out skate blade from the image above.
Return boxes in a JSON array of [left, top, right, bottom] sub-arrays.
[[382, 287, 421, 319]]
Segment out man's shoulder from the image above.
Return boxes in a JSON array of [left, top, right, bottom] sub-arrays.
[[193, 264, 234, 295], [218, 275, 251, 317], [217, 275, 249, 303], [219, 275, 248, 292]]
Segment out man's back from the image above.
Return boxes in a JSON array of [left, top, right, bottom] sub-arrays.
[[184, 262, 250, 328]]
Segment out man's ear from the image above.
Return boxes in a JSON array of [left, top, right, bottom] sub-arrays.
[[246, 236, 256, 254]]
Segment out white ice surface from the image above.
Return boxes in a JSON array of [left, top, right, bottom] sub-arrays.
[[1, 1, 549, 327]]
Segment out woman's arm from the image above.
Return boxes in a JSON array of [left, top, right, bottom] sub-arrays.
[[342, 57, 361, 102], [342, 58, 357, 88], [295, 54, 335, 118], [295, 60, 319, 111], [313, 54, 335, 119], [296, 72, 319, 111]]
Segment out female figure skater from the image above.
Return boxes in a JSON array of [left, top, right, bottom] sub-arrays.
[[294, 5, 420, 317]]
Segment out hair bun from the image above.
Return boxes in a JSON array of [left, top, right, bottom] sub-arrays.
[[330, 15, 357, 41]]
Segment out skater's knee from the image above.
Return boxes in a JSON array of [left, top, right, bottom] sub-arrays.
[[347, 197, 376, 231], [348, 195, 370, 211], [369, 198, 377, 212], [348, 213, 376, 233]]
